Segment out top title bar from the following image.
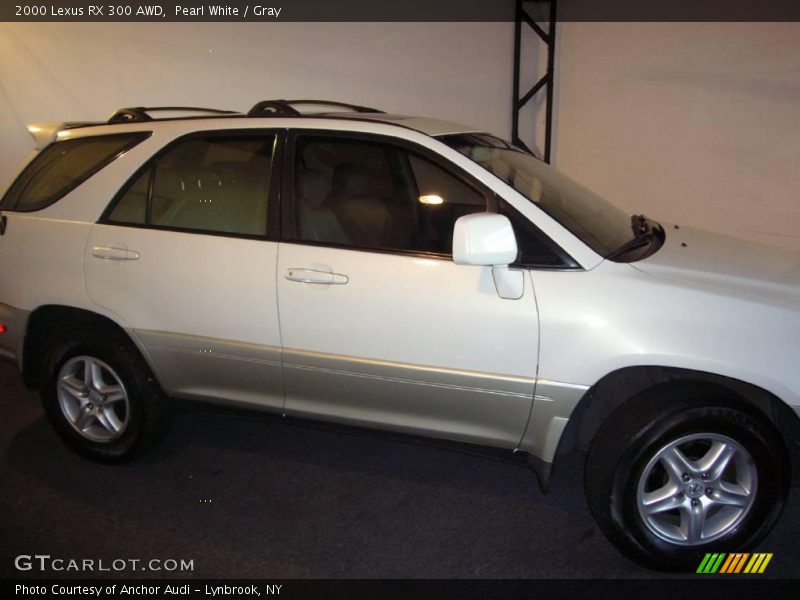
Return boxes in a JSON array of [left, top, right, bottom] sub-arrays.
[[3, 0, 800, 22]]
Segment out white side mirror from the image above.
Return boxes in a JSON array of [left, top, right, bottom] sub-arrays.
[[452, 213, 518, 266], [452, 213, 524, 300]]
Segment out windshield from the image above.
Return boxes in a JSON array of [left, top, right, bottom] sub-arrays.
[[440, 133, 636, 256]]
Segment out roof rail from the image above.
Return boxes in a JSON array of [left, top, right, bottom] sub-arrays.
[[246, 99, 385, 118], [107, 106, 239, 124]]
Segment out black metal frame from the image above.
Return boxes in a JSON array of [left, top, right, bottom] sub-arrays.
[[512, 0, 557, 162], [246, 99, 384, 118], [107, 106, 238, 124]]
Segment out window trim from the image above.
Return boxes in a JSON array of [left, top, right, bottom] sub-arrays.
[[1, 132, 151, 213], [100, 129, 284, 241], [282, 129, 494, 260], [498, 197, 580, 270]]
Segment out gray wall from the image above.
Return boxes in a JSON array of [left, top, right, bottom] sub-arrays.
[[554, 22, 800, 251], [0, 22, 513, 184]]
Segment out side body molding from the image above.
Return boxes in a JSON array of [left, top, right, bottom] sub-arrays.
[[131, 329, 284, 410]]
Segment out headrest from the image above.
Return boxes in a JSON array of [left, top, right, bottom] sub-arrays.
[[514, 172, 543, 202], [162, 167, 215, 192], [298, 169, 328, 207], [332, 163, 370, 197], [471, 147, 499, 162]]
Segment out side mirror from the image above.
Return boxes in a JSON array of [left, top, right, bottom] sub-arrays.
[[453, 213, 518, 266], [452, 213, 524, 300]]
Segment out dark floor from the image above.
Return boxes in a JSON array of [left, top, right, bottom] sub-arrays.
[[1, 361, 798, 579]]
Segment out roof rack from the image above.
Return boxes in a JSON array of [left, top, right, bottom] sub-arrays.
[[107, 106, 239, 124], [246, 99, 385, 118], [103, 100, 384, 125]]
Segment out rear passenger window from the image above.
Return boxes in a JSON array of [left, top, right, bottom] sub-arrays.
[[107, 167, 150, 225], [107, 135, 275, 236], [1, 133, 149, 212]]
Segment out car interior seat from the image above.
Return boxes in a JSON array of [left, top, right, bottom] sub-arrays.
[[327, 163, 391, 249], [297, 169, 348, 244]]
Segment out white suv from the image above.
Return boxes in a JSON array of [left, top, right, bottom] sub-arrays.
[[0, 100, 797, 569]]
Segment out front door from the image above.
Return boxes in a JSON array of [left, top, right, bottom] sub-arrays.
[[277, 132, 539, 447]]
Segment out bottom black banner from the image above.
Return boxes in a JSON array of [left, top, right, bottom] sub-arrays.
[[4, 579, 799, 600]]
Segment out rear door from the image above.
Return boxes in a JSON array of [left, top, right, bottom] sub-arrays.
[[84, 130, 285, 409], [276, 131, 540, 448]]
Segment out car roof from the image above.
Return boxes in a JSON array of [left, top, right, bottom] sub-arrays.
[[40, 101, 483, 143]]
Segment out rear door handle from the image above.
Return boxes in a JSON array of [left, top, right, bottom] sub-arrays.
[[92, 246, 140, 261], [285, 268, 348, 285]]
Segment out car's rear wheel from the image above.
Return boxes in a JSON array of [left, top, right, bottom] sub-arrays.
[[40, 327, 172, 462], [585, 384, 789, 570], [56, 355, 132, 443]]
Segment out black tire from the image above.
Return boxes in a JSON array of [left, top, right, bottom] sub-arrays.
[[585, 384, 789, 570], [40, 326, 173, 462]]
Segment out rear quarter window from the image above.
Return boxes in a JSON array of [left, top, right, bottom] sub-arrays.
[[0, 132, 150, 212]]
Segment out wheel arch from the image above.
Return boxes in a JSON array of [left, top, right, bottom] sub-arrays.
[[22, 304, 162, 392], [555, 365, 800, 484]]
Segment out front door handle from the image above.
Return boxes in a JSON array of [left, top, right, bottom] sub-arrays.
[[92, 246, 140, 261], [285, 268, 348, 285]]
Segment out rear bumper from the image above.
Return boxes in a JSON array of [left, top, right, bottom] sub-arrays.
[[0, 303, 29, 368]]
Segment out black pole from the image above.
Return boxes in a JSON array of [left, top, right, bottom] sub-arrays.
[[511, 0, 522, 148], [544, 0, 557, 164]]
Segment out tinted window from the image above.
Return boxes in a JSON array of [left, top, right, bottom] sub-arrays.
[[294, 136, 486, 255], [107, 135, 275, 236], [1, 133, 148, 212], [108, 167, 150, 225], [498, 201, 576, 268]]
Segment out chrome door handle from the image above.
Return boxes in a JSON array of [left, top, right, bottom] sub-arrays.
[[92, 246, 140, 261], [285, 268, 348, 285]]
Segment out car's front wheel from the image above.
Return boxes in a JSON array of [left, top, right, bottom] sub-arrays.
[[585, 385, 789, 570], [40, 327, 172, 462]]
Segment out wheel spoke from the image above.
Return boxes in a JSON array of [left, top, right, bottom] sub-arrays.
[[103, 386, 126, 405], [684, 501, 705, 543], [660, 446, 696, 483], [642, 486, 682, 515], [700, 441, 736, 479], [88, 359, 106, 393], [712, 482, 750, 508], [97, 406, 123, 434], [74, 405, 95, 431], [59, 375, 86, 401], [82, 358, 92, 387]]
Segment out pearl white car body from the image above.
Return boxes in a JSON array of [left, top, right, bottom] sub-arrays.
[[0, 103, 797, 568]]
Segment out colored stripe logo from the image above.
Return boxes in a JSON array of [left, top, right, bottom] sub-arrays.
[[696, 553, 773, 574]]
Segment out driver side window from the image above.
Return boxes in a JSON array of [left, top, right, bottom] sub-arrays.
[[292, 136, 487, 255]]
